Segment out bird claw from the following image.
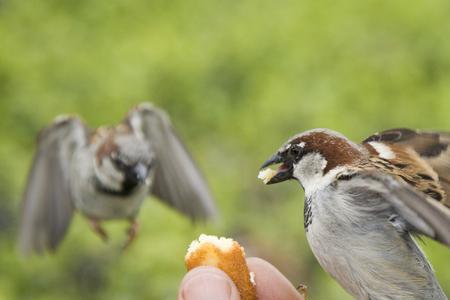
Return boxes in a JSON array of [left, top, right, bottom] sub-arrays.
[[88, 218, 108, 242], [122, 219, 139, 250]]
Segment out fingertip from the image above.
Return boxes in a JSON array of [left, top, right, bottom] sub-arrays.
[[178, 266, 241, 300], [247, 257, 305, 300]]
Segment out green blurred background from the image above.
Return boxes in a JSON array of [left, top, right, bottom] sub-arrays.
[[1, 0, 449, 299]]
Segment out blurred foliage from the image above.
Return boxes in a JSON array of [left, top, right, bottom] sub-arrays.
[[0, 0, 450, 299]]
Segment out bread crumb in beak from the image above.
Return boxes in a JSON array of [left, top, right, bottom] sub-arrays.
[[258, 168, 277, 184]]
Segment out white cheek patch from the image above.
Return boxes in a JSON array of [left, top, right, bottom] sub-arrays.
[[94, 158, 124, 191], [293, 153, 327, 175], [368, 142, 396, 160], [293, 152, 334, 197]]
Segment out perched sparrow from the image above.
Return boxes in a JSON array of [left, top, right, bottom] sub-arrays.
[[20, 103, 217, 255], [259, 128, 450, 300]]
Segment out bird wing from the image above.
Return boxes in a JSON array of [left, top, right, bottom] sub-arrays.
[[20, 116, 88, 255], [350, 170, 450, 247], [363, 128, 450, 207], [125, 103, 217, 220]]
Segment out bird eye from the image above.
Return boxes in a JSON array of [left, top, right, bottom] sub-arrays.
[[111, 153, 127, 169], [288, 145, 302, 158], [111, 151, 118, 159], [114, 159, 126, 169]]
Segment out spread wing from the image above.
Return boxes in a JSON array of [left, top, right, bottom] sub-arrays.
[[126, 103, 217, 220], [363, 128, 450, 207], [19, 116, 88, 255], [354, 171, 450, 247]]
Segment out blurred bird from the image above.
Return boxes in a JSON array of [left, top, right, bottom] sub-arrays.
[[259, 128, 450, 299], [20, 103, 217, 255]]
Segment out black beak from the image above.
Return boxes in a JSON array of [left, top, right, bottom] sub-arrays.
[[259, 153, 293, 185], [127, 163, 149, 184], [260, 153, 283, 169]]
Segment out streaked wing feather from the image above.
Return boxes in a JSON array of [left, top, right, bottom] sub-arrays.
[[20, 117, 87, 255], [363, 128, 450, 207], [356, 171, 450, 247], [127, 103, 217, 220]]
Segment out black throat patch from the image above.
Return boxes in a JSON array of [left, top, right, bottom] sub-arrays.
[[94, 177, 140, 197], [304, 196, 313, 231]]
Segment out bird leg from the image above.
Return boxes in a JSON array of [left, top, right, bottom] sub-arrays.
[[123, 218, 139, 249], [88, 217, 108, 242]]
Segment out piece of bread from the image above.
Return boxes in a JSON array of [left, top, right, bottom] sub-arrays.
[[185, 234, 257, 300], [258, 168, 277, 184]]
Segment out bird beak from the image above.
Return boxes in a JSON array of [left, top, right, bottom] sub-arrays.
[[258, 153, 293, 185], [129, 163, 149, 183]]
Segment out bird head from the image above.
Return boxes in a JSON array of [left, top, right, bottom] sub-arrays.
[[259, 129, 365, 192], [93, 128, 154, 193]]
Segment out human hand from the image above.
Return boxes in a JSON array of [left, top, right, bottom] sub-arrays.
[[178, 257, 305, 300]]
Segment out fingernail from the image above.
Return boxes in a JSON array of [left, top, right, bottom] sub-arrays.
[[182, 273, 233, 300]]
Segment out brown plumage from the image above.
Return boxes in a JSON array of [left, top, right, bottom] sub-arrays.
[[363, 128, 450, 207], [291, 131, 364, 174]]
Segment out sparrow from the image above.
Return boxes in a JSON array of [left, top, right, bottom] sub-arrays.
[[19, 102, 217, 255], [259, 128, 450, 300]]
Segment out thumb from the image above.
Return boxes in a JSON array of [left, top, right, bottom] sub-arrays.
[[178, 266, 241, 300]]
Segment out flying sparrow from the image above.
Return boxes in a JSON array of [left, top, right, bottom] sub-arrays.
[[259, 128, 450, 299], [20, 103, 217, 255]]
